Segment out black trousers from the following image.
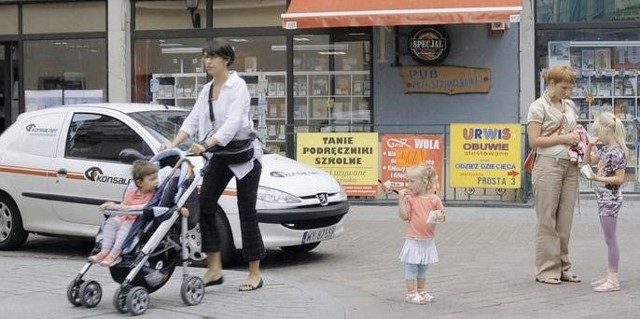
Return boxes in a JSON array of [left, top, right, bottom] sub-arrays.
[[199, 158, 265, 262]]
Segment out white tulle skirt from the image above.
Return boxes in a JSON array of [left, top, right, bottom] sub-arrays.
[[399, 238, 439, 265]]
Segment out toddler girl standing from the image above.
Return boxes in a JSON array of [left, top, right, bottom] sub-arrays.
[[398, 165, 445, 305], [584, 112, 628, 292]]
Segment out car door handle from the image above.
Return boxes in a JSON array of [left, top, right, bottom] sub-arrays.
[[57, 168, 68, 178]]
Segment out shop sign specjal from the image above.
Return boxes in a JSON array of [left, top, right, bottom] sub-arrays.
[[399, 66, 491, 94], [409, 26, 450, 65]]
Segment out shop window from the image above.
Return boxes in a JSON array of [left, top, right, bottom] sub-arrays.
[[23, 2, 106, 34], [293, 33, 372, 137], [23, 39, 107, 112], [134, 36, 287, 152], [0, 5, 18, 35], [535, 29, 640, 193], [536, 0, 640, 23]]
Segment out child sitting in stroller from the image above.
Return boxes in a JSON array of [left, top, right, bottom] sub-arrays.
[[88, 160, 159, 267]]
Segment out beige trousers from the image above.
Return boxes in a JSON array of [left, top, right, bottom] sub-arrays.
[[532, 155, 578, 280]]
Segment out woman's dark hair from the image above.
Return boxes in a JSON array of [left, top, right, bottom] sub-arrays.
[[202, 38, 235, 67]]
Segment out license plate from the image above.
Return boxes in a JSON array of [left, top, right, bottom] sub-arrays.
[[302, 226, 336, 244]]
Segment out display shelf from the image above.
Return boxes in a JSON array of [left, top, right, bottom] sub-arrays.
[[543, 41, 640, 192], [151, 73, 206, 109], [293, 70, 371, 132], [150, 69, 371, 145]]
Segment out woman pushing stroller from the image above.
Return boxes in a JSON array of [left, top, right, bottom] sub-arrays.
[[88, 160, 159, 267]]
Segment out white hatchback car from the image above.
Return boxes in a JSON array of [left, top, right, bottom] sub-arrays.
[[0, 103, 349, 262]]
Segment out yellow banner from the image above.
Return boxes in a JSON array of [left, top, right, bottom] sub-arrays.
[[450, 123, 521, 188], [296, 132, 379, 196]]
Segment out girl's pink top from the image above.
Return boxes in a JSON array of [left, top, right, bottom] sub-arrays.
[[404, 194, 444, 239], [115, 188, 155, 222]]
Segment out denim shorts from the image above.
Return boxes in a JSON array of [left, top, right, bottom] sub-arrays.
[[405, 263, 428, 280]]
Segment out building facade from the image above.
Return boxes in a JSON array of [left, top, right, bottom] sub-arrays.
[[3, 0, 636, 198]]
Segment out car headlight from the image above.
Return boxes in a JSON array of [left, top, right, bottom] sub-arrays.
[[257, 186, 301, 204]]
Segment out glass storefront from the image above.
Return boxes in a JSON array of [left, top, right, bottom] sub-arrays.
[[536, 0, 640, 192], [536, 0, 640, 23], [0, 1, 107, 127], [23, 39, 107, 112]]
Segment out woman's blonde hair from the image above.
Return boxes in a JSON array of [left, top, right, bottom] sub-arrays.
[[405, 165, 438, 192], [544, 65, 576, 84], [594, 112, 629, 157]]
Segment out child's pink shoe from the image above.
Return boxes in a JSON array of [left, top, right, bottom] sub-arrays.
[[99, 253, 122, 267], [88, 251, 108, 264]]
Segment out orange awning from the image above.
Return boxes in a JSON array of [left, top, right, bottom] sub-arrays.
[[282, 0, 522, 29]]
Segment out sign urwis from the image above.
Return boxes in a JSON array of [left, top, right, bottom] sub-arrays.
[[399, 66, 491, 94]]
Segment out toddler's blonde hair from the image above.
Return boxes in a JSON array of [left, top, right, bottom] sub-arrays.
[[405, 165, 438, 193]]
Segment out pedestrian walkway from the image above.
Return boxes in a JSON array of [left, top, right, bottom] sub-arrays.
[[0, 255, 343, 319], [1, 199, 639, 318]]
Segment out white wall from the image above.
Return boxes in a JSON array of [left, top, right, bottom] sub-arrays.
[[520, 0, 536, 124], [108, 0, 131, 102]]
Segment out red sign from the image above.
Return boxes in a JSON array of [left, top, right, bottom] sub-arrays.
[[380, 134, 444, 193]]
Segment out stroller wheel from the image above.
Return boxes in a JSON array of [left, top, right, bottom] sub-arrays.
[[79, 280, 102, 308], [181, 276, 205, 306], [113, 286, 129, 313], [66, 279, 84, 307], [126, 286, 149, 316]]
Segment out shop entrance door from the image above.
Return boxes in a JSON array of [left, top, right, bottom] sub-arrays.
[[0, 42, 18, 133]]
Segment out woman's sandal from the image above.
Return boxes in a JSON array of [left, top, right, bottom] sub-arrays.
[[239, 278, 263, 291], [593, 279, 620, 292], [560, 273, 581, 283], [535, 277, 561, 285]]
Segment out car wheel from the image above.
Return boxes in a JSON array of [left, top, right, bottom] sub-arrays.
[[214, 209, 237, 265], [0, 193, 28, 250], [280, 242, 320, 253], [187, 205, 237, 267]]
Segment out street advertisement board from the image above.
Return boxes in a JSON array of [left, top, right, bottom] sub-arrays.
[[296, 132, 379, 196], [380, 134, 444, 193], [450, 124, 521, 188]]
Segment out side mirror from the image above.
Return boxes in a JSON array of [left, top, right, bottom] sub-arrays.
[[118, 148, 146, 164]]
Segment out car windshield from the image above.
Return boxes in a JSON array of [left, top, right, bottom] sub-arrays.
[[128, 110, 194, 151]]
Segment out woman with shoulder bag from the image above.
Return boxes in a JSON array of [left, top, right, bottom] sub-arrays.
[[527, 65, 582, 285], [161, 38, 265, 291]]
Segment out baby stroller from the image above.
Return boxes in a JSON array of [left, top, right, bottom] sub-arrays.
[[66, 149, 204, 316]]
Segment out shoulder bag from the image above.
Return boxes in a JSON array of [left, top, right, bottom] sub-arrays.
[[204, 85, 257, 164]]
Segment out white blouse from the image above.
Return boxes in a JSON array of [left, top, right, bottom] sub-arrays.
[[179, 71, 263, 179]]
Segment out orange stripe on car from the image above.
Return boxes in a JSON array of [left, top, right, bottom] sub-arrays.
[[0, 165, 85, 180]]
